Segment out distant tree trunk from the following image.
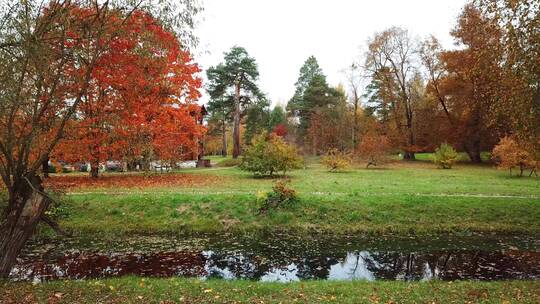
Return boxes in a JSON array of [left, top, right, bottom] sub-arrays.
[[41, 157, 49, 178], [463, 106, 483, 164], [464, 141, 482, 163], [352, 90, 360, 148], [90, 159, 99, 178], [467, 151, 482, 163], [403, 152, 416, 160], [0, 175, 50, 278], [221, 121, 228, 157], [232, 81, 241, 159], [403, 122, 416, 160]]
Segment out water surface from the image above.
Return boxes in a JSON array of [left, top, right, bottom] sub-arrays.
[[11, 233, 540, 282]]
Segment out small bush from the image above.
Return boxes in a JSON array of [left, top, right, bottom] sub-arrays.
[[241, 132, 302, 177], [357, 134, 391, 168], [258, 180, 298, 214], [216, 158, 242, 167], [432, 143, 458, 169], [492, 136, 536, 177], [321, 148, 351, 172], [47, 164, 57, 174]]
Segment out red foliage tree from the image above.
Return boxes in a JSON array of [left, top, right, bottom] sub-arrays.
[[54, 11, 204, 177], [272, 124, 288, 137]]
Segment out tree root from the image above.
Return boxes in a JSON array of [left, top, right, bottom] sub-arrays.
[[41, 216, 71, 237]]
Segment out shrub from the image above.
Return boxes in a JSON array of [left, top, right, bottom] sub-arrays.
[[492, 136, 536, 177], [272, 124, 288, 137], [47, 164, 57, 174], [432, 143, 458, 169], [321, 148, 351, 172], [240, 132, 302, 177], [357, 134, 391, 168], [258, 179, 298, 214]]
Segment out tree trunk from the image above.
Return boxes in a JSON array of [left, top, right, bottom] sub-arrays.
[[403, 151, 416, 160], [90, 161, 99, 178], [468, 152, 482, 163], [41, 157, 50, 178], [464, 142, 482, 163], [0, 175, 50, 278], [353, 92, 359, 148], [221, 122, 228, 157], [232, 82, 241, 159]]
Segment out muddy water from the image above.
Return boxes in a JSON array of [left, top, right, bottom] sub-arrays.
[[10, 233, 540, 282]]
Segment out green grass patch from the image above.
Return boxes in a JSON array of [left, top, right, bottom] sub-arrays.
[[1, 277, 538, 303], [56, 191, 539, 236], [28, 160, 540, 237]]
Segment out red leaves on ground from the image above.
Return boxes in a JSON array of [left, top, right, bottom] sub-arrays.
[[44, 174, 225, 191]]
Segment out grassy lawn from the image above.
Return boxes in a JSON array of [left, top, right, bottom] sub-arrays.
[[2, 277, 539, 303], [4, 158, 539, 303], [38, 158, 540, 237]]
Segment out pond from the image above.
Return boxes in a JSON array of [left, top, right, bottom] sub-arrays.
[[10, 233, 540, 283]]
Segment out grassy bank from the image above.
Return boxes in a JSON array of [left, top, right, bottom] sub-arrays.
[[58, 192, 539, 236], [2, 277, 539, 303], [38, 160, 540, 237]]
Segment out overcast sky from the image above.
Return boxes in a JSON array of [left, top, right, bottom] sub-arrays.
[[195, 0, 468, 107]]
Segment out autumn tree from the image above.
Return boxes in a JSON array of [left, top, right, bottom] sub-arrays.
[[306, 85, 354, 154], [321, 148, 352, 172], [475, 0, 540, 162], [492, 136, 537, 177], [55, 11, 204, 177], [357, 133, 392, 168], [301, 76, 344, 153], [206, 46, 265, 158], [434, 4, 504, 163], [0, 0, 202, 278], [344, 63, 363, 148], [365, 27, 422, 160]]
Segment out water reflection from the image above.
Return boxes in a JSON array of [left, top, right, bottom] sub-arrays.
[[11, 248, 540, 282]]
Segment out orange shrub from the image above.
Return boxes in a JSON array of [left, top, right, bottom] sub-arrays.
[[357, 134, 392, 168], [492, 136, 536, 177], [321, 148, 351, 172]]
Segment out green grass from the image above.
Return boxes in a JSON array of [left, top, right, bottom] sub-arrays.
[[2, 277, 538, 303], [45, 160, 540, 237], [413, 151, 492, 162], [59, 192, 539, 236]]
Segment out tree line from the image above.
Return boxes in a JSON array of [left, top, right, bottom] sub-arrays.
[[204, 0, 540, 166]]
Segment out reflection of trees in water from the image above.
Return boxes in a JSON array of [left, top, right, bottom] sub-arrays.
[[203, 251, 339, 280], [361, 251, 488, 280], [204, 251, 262, 279], [12, 248, 540, 282], [198, 249, 540, 281], [296, 256, 340, 280], [361, 250, 540, 281]]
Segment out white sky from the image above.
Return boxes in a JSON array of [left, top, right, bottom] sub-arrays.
[[195, 0, 467, 107]]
